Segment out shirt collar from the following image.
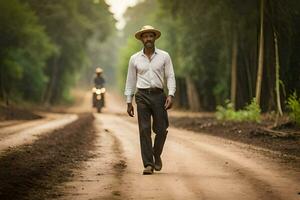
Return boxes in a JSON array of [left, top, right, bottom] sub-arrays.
[[140, 47, 158, 57]]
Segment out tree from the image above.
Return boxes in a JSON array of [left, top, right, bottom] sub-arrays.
[[255, 0, 265, 105], [23, 0, 115, 104], [0, 0, 56, 103], [230, 31, 238, 110], [118, 0, 300, 112], [118, 0, 158, 93], [273, 31, 283, 116]]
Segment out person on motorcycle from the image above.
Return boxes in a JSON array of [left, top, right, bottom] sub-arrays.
[[93, 67, 105, 107], [94, 67, 105, 87]]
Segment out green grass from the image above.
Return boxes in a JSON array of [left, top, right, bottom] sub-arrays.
[[216, 98, 261, 122], [286, 92, 300, 126]]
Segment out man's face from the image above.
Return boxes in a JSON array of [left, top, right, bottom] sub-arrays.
[[141, 32, 156, 48]]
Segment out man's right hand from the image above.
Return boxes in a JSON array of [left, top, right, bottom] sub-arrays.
[[127, 103, 134, 117]]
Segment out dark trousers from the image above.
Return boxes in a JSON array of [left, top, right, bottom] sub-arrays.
[[135, 89, 169, 168]]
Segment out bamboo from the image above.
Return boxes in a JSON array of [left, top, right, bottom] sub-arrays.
[[255, 0, 265, 105], [230, 32, 238, 110], [274, 31, 283, 116]]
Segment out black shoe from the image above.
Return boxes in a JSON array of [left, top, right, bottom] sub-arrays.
[[154, 156, 162, 171], [143, 165, 153, 175]]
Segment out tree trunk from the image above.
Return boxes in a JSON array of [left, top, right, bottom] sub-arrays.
[[175, 78, 188, 109], [43, 57, 59, 105], [186, 78, 201, 111], [0, 66, 4, 100], [230, 31, 238, 110], [0, 65, 8, 105], [274, 31, 283, 116], [255, 0, 265, 105]]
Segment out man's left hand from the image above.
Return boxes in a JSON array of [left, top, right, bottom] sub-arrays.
[[164, 95, 174, 110]]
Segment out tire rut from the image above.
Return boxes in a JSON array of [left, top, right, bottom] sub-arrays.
[[97, 127, 128, 200], [169, 132, 295, 200], [54, 115, 128, 200], [0, 113, 97, 200]]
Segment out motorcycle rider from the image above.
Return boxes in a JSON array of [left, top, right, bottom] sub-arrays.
[[93, 67, 105, 107]]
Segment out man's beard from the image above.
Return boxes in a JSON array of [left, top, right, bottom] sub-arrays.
[[145, 41, 154, 48]]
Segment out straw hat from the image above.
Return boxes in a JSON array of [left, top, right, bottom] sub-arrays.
[[135, 25, 161, 40], [95, 67, 103, 74]]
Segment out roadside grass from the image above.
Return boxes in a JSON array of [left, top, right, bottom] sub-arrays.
[[216, 98, 261, 122], [286, 92, 300, 126]]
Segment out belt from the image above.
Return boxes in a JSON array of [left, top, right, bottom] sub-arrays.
[[137, 88, 164, 94]]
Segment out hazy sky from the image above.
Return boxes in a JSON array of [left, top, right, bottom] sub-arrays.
[[105, 0, 139, 30]]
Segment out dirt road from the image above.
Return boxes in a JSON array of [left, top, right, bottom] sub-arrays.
[[0, 91, 299, 200], [57, 112, 299, 200]]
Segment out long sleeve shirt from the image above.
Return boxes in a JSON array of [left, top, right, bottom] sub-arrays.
[[94, 75, 105, 87], [124, 47, 176, 103]]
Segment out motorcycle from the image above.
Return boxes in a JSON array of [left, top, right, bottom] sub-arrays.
[[92, 86, 105, 113]]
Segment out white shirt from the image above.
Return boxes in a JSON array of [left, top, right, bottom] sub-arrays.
[[124, 47, 176, 103]]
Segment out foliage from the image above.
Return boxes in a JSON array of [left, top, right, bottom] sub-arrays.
[[151, 0, 300, 111], [156, 0, 235, 108], [83, 34, 120, 88], [286, 92, 300, 126], [117, 0, 158, 92], [0, 0, 56, 102], [24, 0, 115, 103], [117, 37, 142, 91], [216, 98, 261, 122], [0, 0, 115, 104]]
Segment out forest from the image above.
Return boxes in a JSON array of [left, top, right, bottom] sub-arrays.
[[0, 0, 115, 104], [1, 0, 300, 115], [0, 2, 299, 199], [118, 0, 300, 114]]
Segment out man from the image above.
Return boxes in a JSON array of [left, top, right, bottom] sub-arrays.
[[93, 67, 105, 107], [94, 67, 105, 88], [124, 25, 176, 175]]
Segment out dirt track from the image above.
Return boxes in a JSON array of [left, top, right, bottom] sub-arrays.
[[0, 114, 95, 200], [0, 91, 299, 200], [59, 113, 299, 200]]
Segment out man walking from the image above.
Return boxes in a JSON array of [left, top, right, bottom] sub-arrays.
[[124, 25, 176, 175]]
